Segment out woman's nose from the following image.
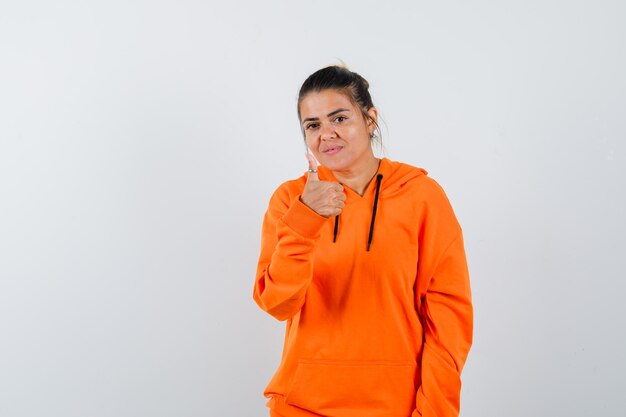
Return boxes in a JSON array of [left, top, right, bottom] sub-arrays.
[[319, 123, 336, 140]]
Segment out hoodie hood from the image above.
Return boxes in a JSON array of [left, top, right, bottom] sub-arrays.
[[310, 157, 429, 250], [313, 157, 428, 198]]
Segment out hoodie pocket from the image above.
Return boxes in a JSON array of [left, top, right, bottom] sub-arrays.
[[285, 359, 417, 417]]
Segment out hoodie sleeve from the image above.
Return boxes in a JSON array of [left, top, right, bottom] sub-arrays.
[[253, 182, 329, 321], [412, 180, 473, 417]]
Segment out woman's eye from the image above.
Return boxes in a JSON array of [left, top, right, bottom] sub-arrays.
[[334, 116, 346, 123], [305, 123, 319, 130]]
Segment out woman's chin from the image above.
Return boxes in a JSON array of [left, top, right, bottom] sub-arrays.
[[321, 157, 350, 172]]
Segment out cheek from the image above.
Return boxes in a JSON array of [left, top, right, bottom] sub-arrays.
[[304, 134, 318, 149]]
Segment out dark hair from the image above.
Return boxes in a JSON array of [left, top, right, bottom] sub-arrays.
[[297, 65, 381, 142]]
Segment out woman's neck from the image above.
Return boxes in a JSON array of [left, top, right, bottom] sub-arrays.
[[332, 157, 381, 196]]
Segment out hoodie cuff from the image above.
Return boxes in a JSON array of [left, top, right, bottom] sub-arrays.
[[281, 197, 329, 239]]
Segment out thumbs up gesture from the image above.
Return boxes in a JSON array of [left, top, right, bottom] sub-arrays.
[[300, 153, 346, 218]]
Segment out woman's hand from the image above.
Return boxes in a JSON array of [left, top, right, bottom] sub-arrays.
[[300, 153, 346, 218]]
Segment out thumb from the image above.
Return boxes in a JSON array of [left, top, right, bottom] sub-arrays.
[[305, 152, 319, 182]]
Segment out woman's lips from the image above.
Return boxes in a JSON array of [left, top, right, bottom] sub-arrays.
[[323, 146, 342, 155]]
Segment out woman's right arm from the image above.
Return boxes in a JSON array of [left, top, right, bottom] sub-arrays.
[[253, 184, 329, 321]]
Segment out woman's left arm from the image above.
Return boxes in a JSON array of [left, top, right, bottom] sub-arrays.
[[412, 179, 473, 417], [413, 232, 473, 417]]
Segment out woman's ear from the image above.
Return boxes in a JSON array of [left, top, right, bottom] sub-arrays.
[[366, 107, 379, 132]]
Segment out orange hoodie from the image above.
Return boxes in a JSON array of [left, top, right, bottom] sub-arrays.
[[253, 158, 472, 417]]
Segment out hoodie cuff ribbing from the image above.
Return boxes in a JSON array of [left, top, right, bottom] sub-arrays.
[[280, 197, 329, 239]]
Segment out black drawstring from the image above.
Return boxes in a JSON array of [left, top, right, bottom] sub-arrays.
[[331, 174, 383, 251], [367, 174, 383, 251]]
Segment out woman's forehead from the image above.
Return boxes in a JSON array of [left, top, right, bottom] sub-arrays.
[[299, 90, 355, 117]]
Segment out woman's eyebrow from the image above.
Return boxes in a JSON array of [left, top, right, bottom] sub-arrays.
[[327, 108, 350, 118], [302, 108, 350, 124]]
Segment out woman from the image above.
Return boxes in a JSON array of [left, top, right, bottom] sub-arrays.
[[253, 65, 473, 417]]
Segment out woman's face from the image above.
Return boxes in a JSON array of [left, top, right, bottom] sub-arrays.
[[299, 89, 377, 173]]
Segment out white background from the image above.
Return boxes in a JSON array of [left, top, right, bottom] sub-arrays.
[[1, 1, 625, 416]]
